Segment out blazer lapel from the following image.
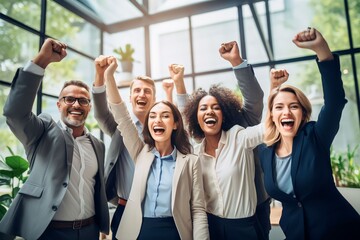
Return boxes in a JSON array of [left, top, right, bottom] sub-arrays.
[[138, 146, 156, 201], [290, 132, 304, 194], [171, 151, 188, 208], [57, 121, 74, 175]]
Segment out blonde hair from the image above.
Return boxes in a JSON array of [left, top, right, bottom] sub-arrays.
[[264, 84, 312, 146]]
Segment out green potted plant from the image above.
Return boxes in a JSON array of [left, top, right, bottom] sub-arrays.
[[0, 147, 29, 220], [113, 43, 135, 73], [331, 145, 360, 214]]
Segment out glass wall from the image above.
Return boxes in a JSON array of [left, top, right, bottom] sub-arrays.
[[1, 0, 359, 161], [0, 0, 101, 158]]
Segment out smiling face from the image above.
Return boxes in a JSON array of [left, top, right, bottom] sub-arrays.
[[197, 95, 223, 138], [130, 79, 156, 120], [271, 91, 304, 140], [148, 102, 177, 145], [57, 85, 91, 129]]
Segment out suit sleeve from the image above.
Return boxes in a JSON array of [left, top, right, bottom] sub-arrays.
[[314, 54, 347, 149], [235, 65, 264, 127], [3, 68, 46, 147], [93, 89, 118, 136]]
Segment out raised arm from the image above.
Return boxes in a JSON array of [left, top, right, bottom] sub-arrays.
[[4, 39, 67, 146], [162, 79, 174, 103], [104, 56, 144, 160], [293, 28, 346, 148], [93, 55, 118, 136], [269, 68, 289, 91], [169, 64, 189, 112], [219, 41, 264, 127]]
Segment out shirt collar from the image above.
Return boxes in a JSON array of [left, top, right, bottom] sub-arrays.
[[198, 130, 227, 154], [59, 120, 90, 137], [152, 146, 177, 161]]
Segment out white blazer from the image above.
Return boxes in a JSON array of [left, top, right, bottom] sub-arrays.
[[109, 102, 209, 240]]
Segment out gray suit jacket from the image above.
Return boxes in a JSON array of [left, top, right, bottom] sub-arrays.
[[93, 90, 131, 205], [234, 65, 268, 204], [0, 69, 110, 240]]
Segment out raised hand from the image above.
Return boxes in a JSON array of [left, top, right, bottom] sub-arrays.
[[94, 55, 110, 86], [292, 27, 333, 62], [270, 69, 289, 90], [169, 64, 184, 83], [169, 64, 186, 94], [219, 41, 243, 67], [33, 38, 67, 69], [162, 79, 174, 103], [104, 56, 118, 77]]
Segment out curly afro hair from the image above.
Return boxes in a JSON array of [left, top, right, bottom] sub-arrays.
[[183, 84, 243, 141]]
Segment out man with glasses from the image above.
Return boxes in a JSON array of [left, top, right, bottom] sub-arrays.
[[0, 38, 109, 240]]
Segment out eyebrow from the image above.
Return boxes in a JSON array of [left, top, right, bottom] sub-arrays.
[[149, 110, 171, 114]]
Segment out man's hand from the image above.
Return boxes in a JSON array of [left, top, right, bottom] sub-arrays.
[[219, 41, 243, 67], [168, 64, 186, 94], [162, 79, 174, 103], [33, 38, 67, 69], [270, 69, 289, 90]]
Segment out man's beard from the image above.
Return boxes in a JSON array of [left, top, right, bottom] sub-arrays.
[[63, 116, 85, 127]]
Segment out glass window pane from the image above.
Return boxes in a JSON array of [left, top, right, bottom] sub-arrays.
[[43, 50, 95, 96], [104, 28, 146, 80], [0, 20, 39, 83], [46, 1, 100, 57], [150, 18, 191, 79], [0, 86, 27, 158], [149, 0, 211, 14], [192, 8, 239, 73], [349, 0, 360, 48], [243, 3, 269, 64], [89, 0, 143, 25], [271, 0, 313, 60], [0, 0, 41, 31], [309, 0, 349, 52], [194, 71, 239, 92]]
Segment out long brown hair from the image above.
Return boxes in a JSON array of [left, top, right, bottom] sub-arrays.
[[143, 101, 192, 155]]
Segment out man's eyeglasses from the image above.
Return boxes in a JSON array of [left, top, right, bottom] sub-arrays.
[[60, 96, 91, 106]]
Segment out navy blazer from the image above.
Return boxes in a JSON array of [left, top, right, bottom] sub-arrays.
[[260, 55, 360, 240]]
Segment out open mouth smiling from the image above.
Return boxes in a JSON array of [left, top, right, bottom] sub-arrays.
[[204, 117, 217, 126], [136, 100, 147, 106], [281, 118, 295, 128], [153, 126, 165, 134]]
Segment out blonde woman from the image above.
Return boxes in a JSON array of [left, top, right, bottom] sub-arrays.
[[260, 28, 360, 239]]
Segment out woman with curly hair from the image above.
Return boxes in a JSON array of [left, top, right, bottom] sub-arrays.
[[183, 84, 266, 239]]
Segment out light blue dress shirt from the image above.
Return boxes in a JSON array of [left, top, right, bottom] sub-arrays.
[[143, 147, 177, 217], [274, 154, 294, 195]]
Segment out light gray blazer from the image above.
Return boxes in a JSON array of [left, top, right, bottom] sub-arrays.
[[0, 69, 110, 240], [93, 90, 130, 205], [109, 102, 209, 240]]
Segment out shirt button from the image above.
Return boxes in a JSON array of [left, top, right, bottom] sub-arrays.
[[52, 206, 58, 211], [110, 162, 114, 166], [62, 182, 68, 187], [298, 202, 302, 208]]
